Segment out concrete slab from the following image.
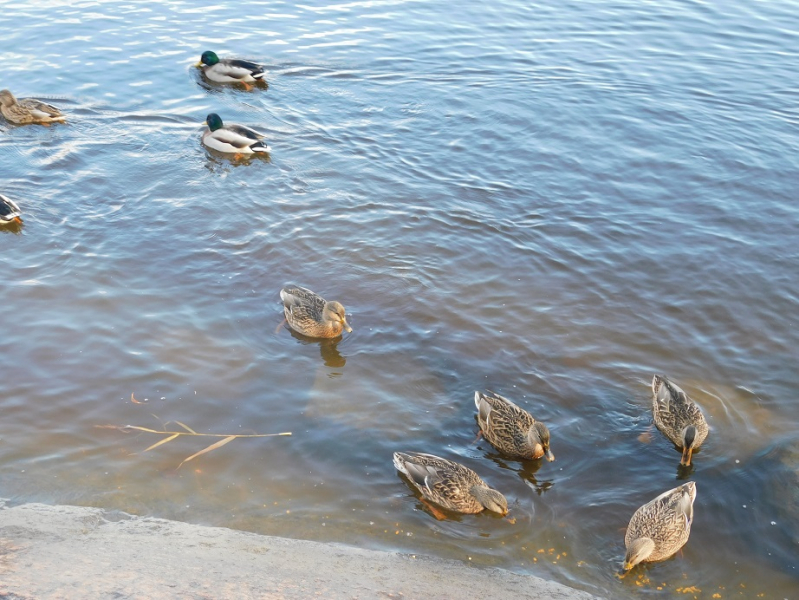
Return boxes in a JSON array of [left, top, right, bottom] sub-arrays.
[[0, 501, 602, 599]]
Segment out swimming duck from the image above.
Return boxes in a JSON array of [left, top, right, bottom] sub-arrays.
[[0, 89, 65, 125], [652, 375, 709, 466], [201, 113, 270, 156], [393, 451, 508, 517], [623, 481, 697, 572], [280, 285, 352, 339], [475, 390, 554, 461], [197, 51, 266, 90], [0, 194, 22, 224]]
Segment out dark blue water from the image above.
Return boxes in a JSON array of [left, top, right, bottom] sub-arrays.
[[1, 0, 797, 597]]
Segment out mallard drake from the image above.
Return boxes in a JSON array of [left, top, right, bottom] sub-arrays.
[[393, 451, 508, 516], [0, 194, 22, 224], [623, 481, 697, 572], [652, 375, 709, 466], [197, 50, 266, 90], [0, 89, 65, 125], [475, 390, 554, 461], [280, 285, 352, 339], [202, 113, 270, 156]]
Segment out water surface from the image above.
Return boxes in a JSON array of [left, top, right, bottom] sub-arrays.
[[1, 0, 798, 597]]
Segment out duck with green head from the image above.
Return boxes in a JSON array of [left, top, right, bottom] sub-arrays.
[[197, 50, 266, 90], [202, 113, 270, 157]]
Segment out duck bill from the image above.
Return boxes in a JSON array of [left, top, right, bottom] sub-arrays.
[[342, 320, 353, 333], [195, 61, 203, 67], [544, 448, 555, 462], [681, 445, 693, 466], [13, 216, 22, 224]]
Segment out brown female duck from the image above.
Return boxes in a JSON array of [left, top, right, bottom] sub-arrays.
[[474, 390, 554, 461], [0, 90, 65, 125], [623, 482, 697, 572], [652, 375, 709, 466], [393, 451, 508, 517], [280, 285, 352, 339]]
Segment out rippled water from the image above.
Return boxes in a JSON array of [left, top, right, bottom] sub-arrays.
[[2, 0, 798, 597]]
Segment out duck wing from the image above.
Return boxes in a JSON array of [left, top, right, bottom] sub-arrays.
[[226, 123, 266, 141], [280, 285, 326, 321], [20, 98, 63, 120], [224, 58, 266, 79]]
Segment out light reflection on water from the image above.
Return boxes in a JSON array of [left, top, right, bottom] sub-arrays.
[[1, 0, 798, 597]]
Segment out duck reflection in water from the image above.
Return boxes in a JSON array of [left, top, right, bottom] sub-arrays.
[[0, 220, 23, 235], [482, 451, 554, 495], [675, 461, 696, 480], [285, 326, 347, 369]]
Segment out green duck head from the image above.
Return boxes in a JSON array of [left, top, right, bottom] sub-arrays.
[[199, 50, 220, 66], [204, 113, 224, 132]]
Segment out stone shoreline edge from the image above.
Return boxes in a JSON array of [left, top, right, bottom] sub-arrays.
[[0, 501, 602, 599]]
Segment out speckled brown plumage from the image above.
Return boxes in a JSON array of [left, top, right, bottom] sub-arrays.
[[0, 90, 65, 125], [474, 390, 554, 461], [280, 285, 352, 339], [652, 375, 709, 465], [624, 482, 696, 570], [392, 451, 508, 515]]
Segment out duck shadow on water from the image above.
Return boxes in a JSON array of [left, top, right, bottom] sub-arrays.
[[674, 461, 696, 480], [480, 450, 555, 495], [285, 325, 346, 369], [0, 221, 24, 235], [203, 146, 272, 169]]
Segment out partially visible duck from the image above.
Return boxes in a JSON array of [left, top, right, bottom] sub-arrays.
[[0, 89, 65, 125], [0, 194, 22, 224]]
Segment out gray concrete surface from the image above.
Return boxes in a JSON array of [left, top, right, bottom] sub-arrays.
[[0, 501, 602, 599]]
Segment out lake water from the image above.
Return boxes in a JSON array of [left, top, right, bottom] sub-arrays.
[[1, 0, 797, 597]]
